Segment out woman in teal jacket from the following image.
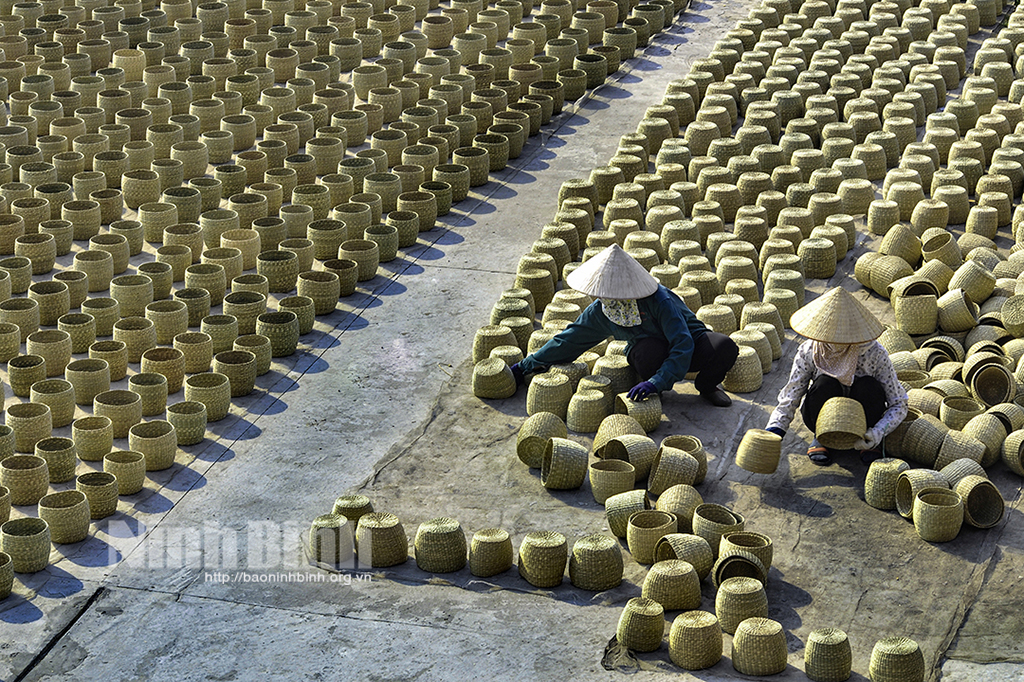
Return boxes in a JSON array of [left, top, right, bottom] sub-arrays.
[[513, 245, 738, 407]]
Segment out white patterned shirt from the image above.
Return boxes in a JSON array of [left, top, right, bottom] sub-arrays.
[[767, 339, 909, 436]]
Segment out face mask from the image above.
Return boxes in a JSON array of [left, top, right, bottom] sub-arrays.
[[601, 299, 641, 327]]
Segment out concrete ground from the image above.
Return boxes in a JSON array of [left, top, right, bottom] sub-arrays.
[[2, 0, 1024, 680]]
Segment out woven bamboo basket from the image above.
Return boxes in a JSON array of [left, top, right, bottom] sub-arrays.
[[0, 517, 50, 573], [0, 550, 10, 597], [869, 636, 925, 682], [642, 557, 701, 613], [816, 397, 867, 450], [102, 450, 146, 496], [468, 528, 513, 578], [604, 488, 649, 538], [914, 488, 964, 543], [603, 434, 658, 482], [212, 350, 257, 398], [26, 330, 72, 378], [307, 514, 355, 566], [0, 486, 8, 525], [647, 446, 698, 495], [414, 517, 467, 574], [29, 379, 74, 429], [141, 348, 186, 395], [128, 373, 168, 418], [541, 437, 588, 490], [735, 429, 782, 474], [720, 531, 773, 571], [34, 437, 76, 484], [662, 434, 709, 486], [518, 530, 567, 588], [712, 545, 768, 589], [526, 371, 573, 420], [865, 458, 911, 511], [612, 392, 662, 433], [654, 484, 703, 534], [27, 281, 69, 327], [615, 597, 664, 653], [233, 336, 272, 377], [472, 358, 516, 400], [93, 390, 143, 439], [895, 469, 949, 520], [6, 402, 52, 454], [732, 617, 787, 676], [566, 389, 609, 433], [128, 420, 177, 472], [72, 416, 114, 463], [516, 412, 567, 468], [588, 459, 634, 505], [1, 455, 50, 506], [565, 533, 622, 591], [715, 575, 768, 635], [693, 503, 744, 559], [805, 627, 852, 682], [627, 510, 676, 565], [38, 490, 90, 544], [955, 474, 1004, 529], [355, 512, 408, 568], [939, 396, 984, 431], [669, 610, 722, 670]]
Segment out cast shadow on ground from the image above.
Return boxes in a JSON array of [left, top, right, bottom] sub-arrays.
[[150, 463, 206, 493], [130, 489, 174, 514], [192, 442, 235, 464], [30, 564, 84, 599], [60, 535, 123, 568], [0, 594, 43, 623]]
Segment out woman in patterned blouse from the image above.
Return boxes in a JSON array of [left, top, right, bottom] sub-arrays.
[[765, 288, 909, 465]]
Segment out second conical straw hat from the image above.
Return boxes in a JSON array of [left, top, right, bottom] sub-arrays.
[[565, 244, 659, 299], [790, 287, 884, 344]]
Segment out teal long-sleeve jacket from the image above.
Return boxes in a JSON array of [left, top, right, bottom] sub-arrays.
[[519, 285, 709, 393]]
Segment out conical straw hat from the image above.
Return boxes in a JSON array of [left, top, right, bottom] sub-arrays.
[[565, 244, 659, 299], [790, 287, 884, 344]]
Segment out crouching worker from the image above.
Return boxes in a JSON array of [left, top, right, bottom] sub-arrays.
[[511, 244, 739, 406], [765, 287, 908, 465]]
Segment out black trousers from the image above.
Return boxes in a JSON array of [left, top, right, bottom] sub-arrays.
[[800, 374, 887, 433], [626, 332, 739, 393]]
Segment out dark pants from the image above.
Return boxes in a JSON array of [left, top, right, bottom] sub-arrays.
[[800, 374, 887, 434], [626, 332, 739, 393]]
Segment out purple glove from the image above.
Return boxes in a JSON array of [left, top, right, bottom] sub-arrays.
[[510, 362, 525, 387], [765, 426, 785, 438], [627, 381, 657, 401]]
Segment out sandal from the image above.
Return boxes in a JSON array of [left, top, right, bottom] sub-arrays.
[[807, 445, 832, 466]]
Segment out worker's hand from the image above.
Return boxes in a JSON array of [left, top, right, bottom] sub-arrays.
[[765, 426, 785, 438], [852, 428, 880, 452], [510, 363, 525, 387], [626, 381, 657, 401]]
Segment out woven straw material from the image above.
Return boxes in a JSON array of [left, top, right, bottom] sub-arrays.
[[939, 396, 985, 431], [937, 289, 979, 332], [603, 434, 658, 481], [616, 597, 665, 653], [332, 495, 374, 524], [865, 458, 911, 510], [805, 627, 852, 682], [567, 389, 610, 433], [736, 429, 782, 474], [669, 610, 722, 670], [935, 430, 985, 471], [627, 510, 677, 564], [541, 437, 588, 490], [38, 490, 90, 544], [589, 459, 636, 505], [987, 402, 1024, 434], [955, 475, 1004, 529], [692, 503, 744, 559], [76, 472, 118, 520], [526, 371, 573, 420], [662, 434, 709, 485], [894, 295, 938, 336], [732, 617, 787, 676], [35, 437, 77, 484], [715, 575, 768, 635], [129, 421, 178, 472], [790, 287, 884, 344], [1, 517, 50, 573], [816, 397, 867, 450], [613, 392, 662, 433], [472, 357, 517, 399], [103, 450, 146, 496], [940, 458, 988, 489], [971, 363, 1016, 407], [469, 528, 513, 578], [1, 455, 50, 506], [6, 402, 53, 454], [642, 559, 701, 611], [0, 550, 10, 598], [647, 446, 698, 495], [414, 517, 468, 574], [568, 533, 623, 591], [895, 469, 949, 520], [0, 487, 7, 526], [869, 636, 925, 682], [308, 514, 355, 566], [722, 345, 763, 393], [655, 532, 714, 580], [655, 484, 704, 533], [1003, 428, 1024, 476], [518, 530, 567, 588], [605, 489, 650, 538], [355, 512, 408, 568], [719, 531, 773, 570], [517, 412, 568, 468]]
